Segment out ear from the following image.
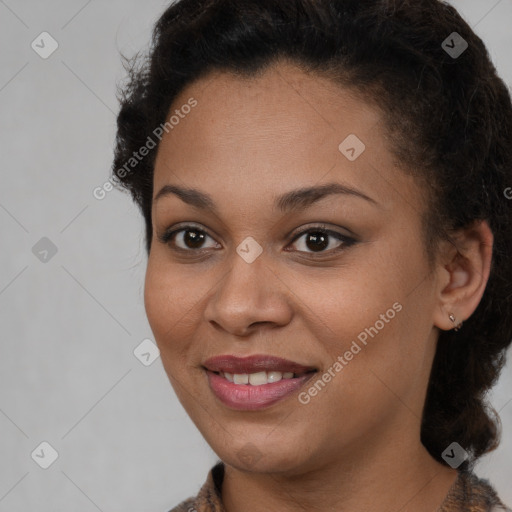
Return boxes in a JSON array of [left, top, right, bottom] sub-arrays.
[[433, 220, 494, 331]]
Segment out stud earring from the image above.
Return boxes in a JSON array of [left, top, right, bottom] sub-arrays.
[[448, 313, 463, 331]]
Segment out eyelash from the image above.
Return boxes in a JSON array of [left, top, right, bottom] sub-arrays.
[[157, 223, 357, 257]]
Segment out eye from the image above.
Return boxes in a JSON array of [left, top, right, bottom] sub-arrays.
[[158, 224, 219, 252], [288, 226, 356, 255], [158, 223, 356, 256]]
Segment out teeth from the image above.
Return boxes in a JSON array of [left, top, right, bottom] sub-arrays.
[[267, 371, 282, 383], [248, 371, 267, 385], [222, 371, 297, 385], [233, 373, 249, 384]]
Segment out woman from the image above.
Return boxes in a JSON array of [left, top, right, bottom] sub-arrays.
[[112, 0, 512, 510]]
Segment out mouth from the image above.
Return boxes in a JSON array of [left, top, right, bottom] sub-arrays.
[[212, 369, 311, 384], [202, 354, 318, 410]]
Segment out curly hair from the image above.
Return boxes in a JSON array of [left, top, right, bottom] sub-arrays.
[[112, 0, 512, 468]]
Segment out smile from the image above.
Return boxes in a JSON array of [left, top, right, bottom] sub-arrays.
[[203, 354, 317, 410], [219, 370, 296, 384]]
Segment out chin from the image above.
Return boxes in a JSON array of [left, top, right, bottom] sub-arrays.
[[207, 431, 313, 474]]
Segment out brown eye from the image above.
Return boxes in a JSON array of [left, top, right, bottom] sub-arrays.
[[289, 228, 355, 255], [303, 231, 329, 252], [159, 225, 220, 251], [180, 229, 207, 249]]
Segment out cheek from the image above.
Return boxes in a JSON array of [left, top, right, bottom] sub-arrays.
[[143, 257, 206, 353], [304, 285, 433, 441], [303, 275, 407, 384], [280, 254, 404, 355], [143, 258, 210, 407], [293, 303, 415, 453], [290, 241, 430, 399]]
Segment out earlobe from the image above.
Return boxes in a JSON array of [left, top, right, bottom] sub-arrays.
[[433, 220, 494, 332], [448, 312, 463, 331]]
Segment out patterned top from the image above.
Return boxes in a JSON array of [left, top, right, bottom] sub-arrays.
[[168, 462, 511, 512]]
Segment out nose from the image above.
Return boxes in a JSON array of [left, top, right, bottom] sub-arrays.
[[203, 248, 294, 337]]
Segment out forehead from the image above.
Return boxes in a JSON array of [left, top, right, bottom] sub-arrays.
[[153, 60, 423, 216], [165, 60, 381, 148]]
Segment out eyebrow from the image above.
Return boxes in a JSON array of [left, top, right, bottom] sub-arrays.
[[153, 182, 380, 213]]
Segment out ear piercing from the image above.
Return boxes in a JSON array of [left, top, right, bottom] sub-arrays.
[[448, 313, 463, 331]]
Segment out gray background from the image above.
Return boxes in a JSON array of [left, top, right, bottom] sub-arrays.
[[0, 1, 511, 510]]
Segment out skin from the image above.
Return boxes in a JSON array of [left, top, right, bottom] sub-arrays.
[[145, 59, 494, 512]]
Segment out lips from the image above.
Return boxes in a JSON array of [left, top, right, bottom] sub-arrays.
[[203, 354, 317, 375], [203, 354, 317, 411]]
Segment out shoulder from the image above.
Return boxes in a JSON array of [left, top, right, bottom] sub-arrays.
[[166, 462, 225, 512], [490, 506, 512, 512], [440, 470, 511, 512], [490, 504, 512, 512], [465, 472, 511, 512], [167, 497, 197, 512]]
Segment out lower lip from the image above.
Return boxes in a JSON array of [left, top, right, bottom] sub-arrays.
[[206, 370, 315, 411]]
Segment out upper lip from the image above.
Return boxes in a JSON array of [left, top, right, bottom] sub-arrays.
[[203, 354, 317, 374]]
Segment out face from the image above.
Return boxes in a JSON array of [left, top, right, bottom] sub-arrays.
[[145, 60, 444, 475]]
